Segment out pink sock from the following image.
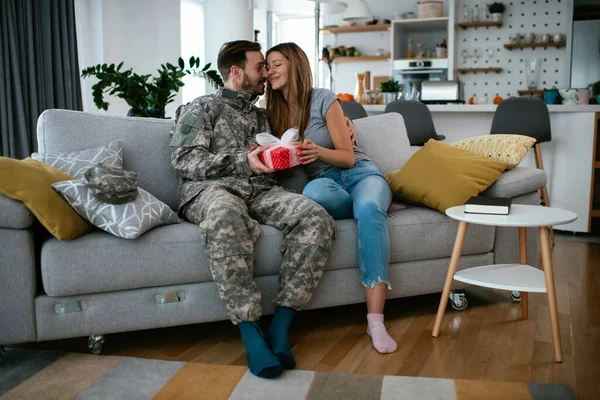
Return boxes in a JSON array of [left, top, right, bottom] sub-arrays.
[[366, 313, 397, 354]]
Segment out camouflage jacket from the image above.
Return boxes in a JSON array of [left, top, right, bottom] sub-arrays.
[[169, 87, 279, 212]]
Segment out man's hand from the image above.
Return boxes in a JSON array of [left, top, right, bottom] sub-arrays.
[[247, 146, 276, 175], [346, 117, 358, 146]]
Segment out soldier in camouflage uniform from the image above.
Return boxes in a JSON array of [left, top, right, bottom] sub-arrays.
[[169, 41, 335, 379]]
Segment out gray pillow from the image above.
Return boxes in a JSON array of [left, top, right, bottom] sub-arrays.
[[52, 179, 179, 239], [32, 140, 123, 178]]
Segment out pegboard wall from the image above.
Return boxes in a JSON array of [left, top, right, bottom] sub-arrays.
[[457, 0, 570, 100]]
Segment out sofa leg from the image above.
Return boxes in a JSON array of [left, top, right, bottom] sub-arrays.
[[88, 335, 105, 355]]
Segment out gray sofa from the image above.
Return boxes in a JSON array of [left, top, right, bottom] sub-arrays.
[[0, 110, 547, 354]]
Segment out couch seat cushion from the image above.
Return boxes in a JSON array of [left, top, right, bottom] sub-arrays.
[[41, 208, 496, 297], [41, 222, 285, 297]]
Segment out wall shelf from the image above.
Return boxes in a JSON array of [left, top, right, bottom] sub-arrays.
[[322, 56, 390, 63], [518, 90, 544, 97], [457, 21, 503, 29], [457, 68, 503, 73], [321, 24, 390, 34], [504, 41, 566, 50]]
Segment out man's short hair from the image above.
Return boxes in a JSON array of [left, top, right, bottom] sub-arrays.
[[217, 40, 262, 81]]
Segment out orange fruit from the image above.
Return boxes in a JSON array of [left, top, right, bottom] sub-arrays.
[[493, 96, 503, 105], [468, 96, 475, 105], [336, 93, 343, 99]]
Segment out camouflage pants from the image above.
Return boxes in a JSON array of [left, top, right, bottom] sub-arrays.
[[184, 185, 335, 325]]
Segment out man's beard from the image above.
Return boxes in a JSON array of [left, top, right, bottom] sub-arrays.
[[241, 73, 265, 95]]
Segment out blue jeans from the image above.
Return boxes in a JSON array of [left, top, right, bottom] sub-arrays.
[[303, 160, 392, 288]]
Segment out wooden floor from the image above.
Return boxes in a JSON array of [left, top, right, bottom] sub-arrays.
[[26, 237, 599, 400]]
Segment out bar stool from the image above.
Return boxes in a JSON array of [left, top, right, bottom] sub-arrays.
[[490, 97, 555, 244], [384, 100, 445, 145], [341, 101, 368, 120]]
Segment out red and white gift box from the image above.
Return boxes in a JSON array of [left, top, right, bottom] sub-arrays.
[[256, 128, 301, 170]]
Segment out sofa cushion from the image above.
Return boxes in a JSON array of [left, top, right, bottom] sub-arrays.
[[353, 113, 412, 174], [52, 179, 180, 239], [450, 134, 536, 169], [385, 140, 506, 213], [41, 208, 495, 297], [40, 222, 285, 297], [37, 110, 180, 210], [0, 157, 90, 240], [32, 140, 123, 178]]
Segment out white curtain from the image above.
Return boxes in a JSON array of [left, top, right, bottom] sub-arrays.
[[181, 0, 206, 103], [74, 0, 104, 113]]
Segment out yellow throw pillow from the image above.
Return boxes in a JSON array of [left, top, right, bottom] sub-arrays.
[[450, 134, 536, 169], [385, 140, 506, 213], [0, 157, 91, 240]]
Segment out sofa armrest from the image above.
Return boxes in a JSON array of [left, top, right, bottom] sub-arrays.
[[0, 194, 35, 229], [0, 227, 37, 344], [481, 167, 547, 199]]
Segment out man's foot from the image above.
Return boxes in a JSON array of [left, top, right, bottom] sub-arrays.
[[267, 307, 296, 369], [366, 313, 397, 354], [238, 322, 283, 379]]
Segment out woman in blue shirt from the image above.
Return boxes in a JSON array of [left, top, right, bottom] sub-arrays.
[[265, 42, 396, 354]]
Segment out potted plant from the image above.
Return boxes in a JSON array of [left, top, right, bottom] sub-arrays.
[[81, 57, 222, 118], [380, 78, 403, 104], [488, 2, 506, 22]]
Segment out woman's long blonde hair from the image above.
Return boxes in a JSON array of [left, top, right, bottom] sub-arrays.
[[266, 43, 313, 139]]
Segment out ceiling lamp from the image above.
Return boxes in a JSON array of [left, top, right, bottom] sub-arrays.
[[342, 0, 372, 21]]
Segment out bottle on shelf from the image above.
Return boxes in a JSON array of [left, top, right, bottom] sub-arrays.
[[406, 37, 414, 59]]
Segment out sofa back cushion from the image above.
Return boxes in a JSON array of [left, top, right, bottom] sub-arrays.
[[353, 113, 412, 175], [37, 110, 180, 210]]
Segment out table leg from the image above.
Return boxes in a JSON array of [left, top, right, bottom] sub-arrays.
[[518, 227, 528, 320], [432, 221, 468, 338], [538, 226, 562, 363]]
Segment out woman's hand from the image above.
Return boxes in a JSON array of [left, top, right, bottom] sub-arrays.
[[297, 139, 320, 164]]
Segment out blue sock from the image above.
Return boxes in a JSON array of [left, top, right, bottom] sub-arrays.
[[267, 307, 296, 369], [238, 322, 283, 379]]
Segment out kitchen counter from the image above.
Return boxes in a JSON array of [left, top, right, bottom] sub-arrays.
[[361, 103, 600, 233], [363, 104, 600, 113]]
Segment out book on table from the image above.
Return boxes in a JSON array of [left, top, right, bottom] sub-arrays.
[[464, 196, 512, 215]]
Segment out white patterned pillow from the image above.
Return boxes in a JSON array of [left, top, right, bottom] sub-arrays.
[[51, 179, 179, 239], [32, 141, 123, 178]]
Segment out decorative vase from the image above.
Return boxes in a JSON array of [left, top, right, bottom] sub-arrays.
[[490, 13, 503, 22], [355, 73, 366, 104], [525, 57, 541, 90]]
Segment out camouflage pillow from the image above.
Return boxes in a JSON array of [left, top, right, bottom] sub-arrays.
[[32, 140, 123, 178], [52, 179, 179, 239]]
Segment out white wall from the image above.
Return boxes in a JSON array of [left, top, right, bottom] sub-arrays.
[[76, 0, 182, 118]]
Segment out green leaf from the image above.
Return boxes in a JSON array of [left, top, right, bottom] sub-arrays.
[[202, 62, 211, 72], [178, 57, 184, 69]]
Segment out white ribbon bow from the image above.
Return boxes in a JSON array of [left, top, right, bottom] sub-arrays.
[[256, 128, 299, 148], [255, 128, 300, 169]]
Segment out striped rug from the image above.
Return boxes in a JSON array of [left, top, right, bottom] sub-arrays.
[[0, 348, 576, 399]]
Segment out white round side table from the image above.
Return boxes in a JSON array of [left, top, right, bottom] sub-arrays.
[[431, 204, 577, 363]]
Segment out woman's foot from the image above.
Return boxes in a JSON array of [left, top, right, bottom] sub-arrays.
[[366, 313, 397, 354], [238, 321, 284, 379]]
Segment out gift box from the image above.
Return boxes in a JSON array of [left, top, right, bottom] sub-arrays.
[[256, 128, 301, 171]]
